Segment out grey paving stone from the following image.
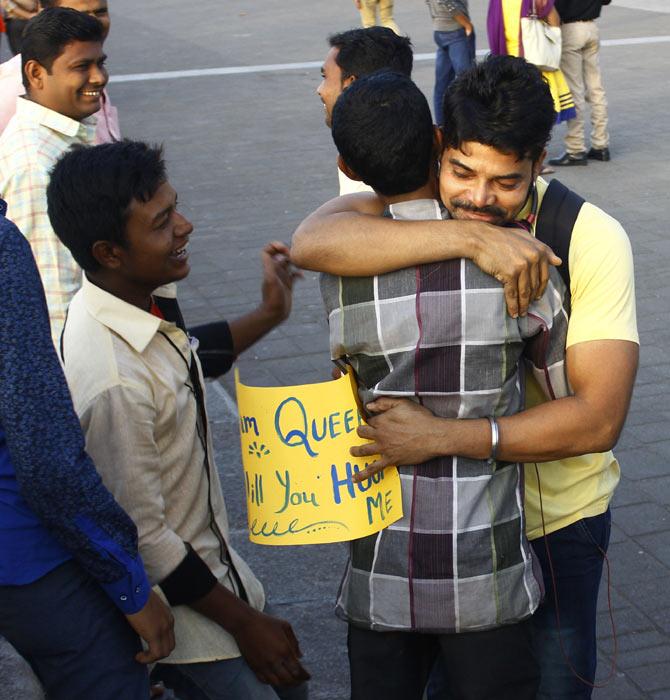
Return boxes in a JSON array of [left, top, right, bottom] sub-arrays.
[[626, 663, 670, 693], [614, 631, 670, 655], [612, 477, 657, 506], [613, 503, 670, 537], [592, 671, 646, 700], [616, 447, 670, 480], [635, 531, 670, 569], [0, 638, 43, 700], [615, 644, 670, 672]]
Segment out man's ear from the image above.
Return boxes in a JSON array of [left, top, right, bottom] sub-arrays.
[[24, 59, 47, 93], [91, 240, 124, 270], [342, 75, 356, 90], [337, 154, 362, 182], [533, 149, 548, 179]]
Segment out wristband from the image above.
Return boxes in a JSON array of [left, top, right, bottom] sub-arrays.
[[487, 416, 499, 464]]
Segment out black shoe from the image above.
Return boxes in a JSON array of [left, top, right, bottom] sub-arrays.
[[587, 147, 610, 161], [548, 152, 588, 166]]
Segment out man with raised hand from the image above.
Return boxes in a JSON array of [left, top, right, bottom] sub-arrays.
[[49, 140, 309, 700]]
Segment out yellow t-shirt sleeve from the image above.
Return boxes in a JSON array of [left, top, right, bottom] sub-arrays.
[[566, 202, 639, 348]]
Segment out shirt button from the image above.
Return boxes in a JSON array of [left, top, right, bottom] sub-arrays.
[[135, 586, 141, 594], [120, 595, 128, 602]]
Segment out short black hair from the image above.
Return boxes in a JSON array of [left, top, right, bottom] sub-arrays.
[[328, 27, 413, 80], [21, 7, 104, 90], [332, 71, 434, 197], [441, 55, 556, 163], [47, 141, 166, 272]]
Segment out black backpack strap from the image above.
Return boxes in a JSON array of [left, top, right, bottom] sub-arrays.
[[534, 179, 585, 292]]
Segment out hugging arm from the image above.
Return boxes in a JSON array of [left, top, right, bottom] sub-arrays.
[[291, 194, 561, 317]]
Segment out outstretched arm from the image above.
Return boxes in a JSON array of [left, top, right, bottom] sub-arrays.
[[292, 194, 561, 318]]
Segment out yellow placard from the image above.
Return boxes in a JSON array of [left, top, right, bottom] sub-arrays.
[[234, 369, 403, 545]]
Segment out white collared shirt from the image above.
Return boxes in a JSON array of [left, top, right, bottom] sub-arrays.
[[62, 276, 265, 664], [0, 97, 96, 345]]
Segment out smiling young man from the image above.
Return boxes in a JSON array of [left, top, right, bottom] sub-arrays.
[[0, 0, 118, 141], [0, 7, 107, 344], [293, 56, 638, 698], [47, 140, 309, 700]]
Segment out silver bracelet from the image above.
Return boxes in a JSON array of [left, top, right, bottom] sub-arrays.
[[487, 416, 499, 464]]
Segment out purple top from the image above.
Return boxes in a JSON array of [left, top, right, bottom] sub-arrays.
[[487, 0, 555, 56]]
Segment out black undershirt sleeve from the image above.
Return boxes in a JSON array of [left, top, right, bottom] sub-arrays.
[[159, 543, 218, 606]]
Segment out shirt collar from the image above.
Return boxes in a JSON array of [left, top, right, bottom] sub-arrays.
[[385, 198, 446, 221], [81, 274, 174, 354], [15, 96, 96, 141]]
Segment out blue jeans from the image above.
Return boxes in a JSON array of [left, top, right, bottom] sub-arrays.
[[0, 560, 149, 700], [433, 28, 475, 126], [530, 510, 611, 699], [427, 511, 611, 700], [152, 658, 308, 700]]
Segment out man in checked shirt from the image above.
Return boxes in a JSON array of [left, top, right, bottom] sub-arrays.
[[310, 66, 571, 699], [0, 8, 107, 345], [294, 56, 637, 700]]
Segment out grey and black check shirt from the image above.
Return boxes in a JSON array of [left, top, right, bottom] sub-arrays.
[[320, 198, 569, 633]]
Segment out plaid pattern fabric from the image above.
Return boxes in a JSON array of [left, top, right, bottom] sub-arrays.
[[320, 198, 569, 633], [0, 98, 95, 346]]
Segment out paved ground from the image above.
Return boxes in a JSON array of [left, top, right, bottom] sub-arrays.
[[1, 1, 670, 698]]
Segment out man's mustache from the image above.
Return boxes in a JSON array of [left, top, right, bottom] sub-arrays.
[[450, 199, 506, 219]]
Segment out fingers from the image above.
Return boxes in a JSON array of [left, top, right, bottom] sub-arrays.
[[537, 257, 549, 299], [134, 624, 176, 664], [365, 397, 400, 413], [516, 264, 531, 317], [350, 440, 379, 458], [528, 254, 540, 303], [352, 460, 387, 483], [502, 280, 520, 319], [283, 621, 303, 658], [263, 240, 290, 257], [355, 423, 376, 441]]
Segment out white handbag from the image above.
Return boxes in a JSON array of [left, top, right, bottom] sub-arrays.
[[520, 0, 562, 72]]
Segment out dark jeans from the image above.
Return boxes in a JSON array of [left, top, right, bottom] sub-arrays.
[[348, 619, 539, 700], [427, 511, 612, 700], [152, 658, 308, 700], [433, 28, 475, 126], [0, 560, 149, 700], [531, 510, 611, 699], [151, 602, 308, 700]]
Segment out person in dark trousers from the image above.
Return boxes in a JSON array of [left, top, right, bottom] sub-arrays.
[[0, 197, 175, 700]]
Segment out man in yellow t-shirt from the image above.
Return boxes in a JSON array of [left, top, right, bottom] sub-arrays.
[[291, 56, 638, 698]]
